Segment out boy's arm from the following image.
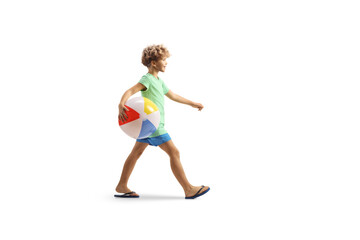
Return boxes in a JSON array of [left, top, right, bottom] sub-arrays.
[[118, 83, 146, 122], [165, 90, 204, 111], [119, 83, 146, 106]]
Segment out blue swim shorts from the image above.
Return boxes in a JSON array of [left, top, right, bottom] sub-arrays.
[[136, 133, 171, 147]]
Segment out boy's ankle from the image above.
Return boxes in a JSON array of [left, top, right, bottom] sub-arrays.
[[184, 185, 194, 194], [116, 184, 129, 192]]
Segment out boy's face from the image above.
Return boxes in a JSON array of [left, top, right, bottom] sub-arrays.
[[152, 58, 167, 72]]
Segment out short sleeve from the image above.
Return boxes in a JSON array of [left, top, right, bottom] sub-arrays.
[[139, 75, 150, 91], [162, 80, 169, 95]]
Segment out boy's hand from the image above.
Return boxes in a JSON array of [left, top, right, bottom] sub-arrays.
[[191, 102, 204, 111], [118, 105, 129, 123]]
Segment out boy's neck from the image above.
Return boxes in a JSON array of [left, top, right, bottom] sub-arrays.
[[148, 69, 159, 79]]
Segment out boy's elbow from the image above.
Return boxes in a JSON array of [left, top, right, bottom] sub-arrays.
[[125, 89, 134, 96]]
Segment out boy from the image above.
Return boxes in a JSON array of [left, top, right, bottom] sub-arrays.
[[116, 44, 210, 199]]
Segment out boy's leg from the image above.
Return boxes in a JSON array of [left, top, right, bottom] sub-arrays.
[[159, 140, 209, 197], [116, 141, 149, 194]]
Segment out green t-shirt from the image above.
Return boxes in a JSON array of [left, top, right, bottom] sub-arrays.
[[139, 73, 169, 138]]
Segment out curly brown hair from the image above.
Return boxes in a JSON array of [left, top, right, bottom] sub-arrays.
[[141, 44, 170, 68]]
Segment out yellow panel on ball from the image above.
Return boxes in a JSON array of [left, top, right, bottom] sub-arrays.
[[143, 97, 159, 115]]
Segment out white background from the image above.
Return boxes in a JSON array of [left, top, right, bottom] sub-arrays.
[[1, 0, 359, 239]]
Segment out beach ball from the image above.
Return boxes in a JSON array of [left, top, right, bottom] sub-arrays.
[[118, 97, 160, 139]]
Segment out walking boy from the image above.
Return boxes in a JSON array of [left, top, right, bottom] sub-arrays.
[[116, 44, 210, 199]]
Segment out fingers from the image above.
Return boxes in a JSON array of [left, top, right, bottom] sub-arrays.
[[119, 112, 128, 123], [118, 107, 129, 123], [197, 104, 204, 111], [191, 103, 204, 111]]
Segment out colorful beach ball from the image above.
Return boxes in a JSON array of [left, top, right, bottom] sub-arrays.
[[118, 97, 160, 139]]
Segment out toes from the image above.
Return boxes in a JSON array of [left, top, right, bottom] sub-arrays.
[[200, 186, 209, 194]]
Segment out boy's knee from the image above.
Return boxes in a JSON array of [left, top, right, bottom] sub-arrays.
[[131, 148, 146, 158], [136, 149, 146, 157], [170, 149, 180, 158]]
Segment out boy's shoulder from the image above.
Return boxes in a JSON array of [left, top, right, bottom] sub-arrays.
[[141, 73, 149, 78], [140, 73, 164, 82], [140, 73, 150, 82]]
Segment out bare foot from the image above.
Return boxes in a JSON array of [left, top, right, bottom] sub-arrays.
[[185, 185, 210, 198], [115, 185, 139, 197]]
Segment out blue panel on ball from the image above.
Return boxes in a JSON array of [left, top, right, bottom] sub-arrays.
[[137, 119, 156, 139]]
